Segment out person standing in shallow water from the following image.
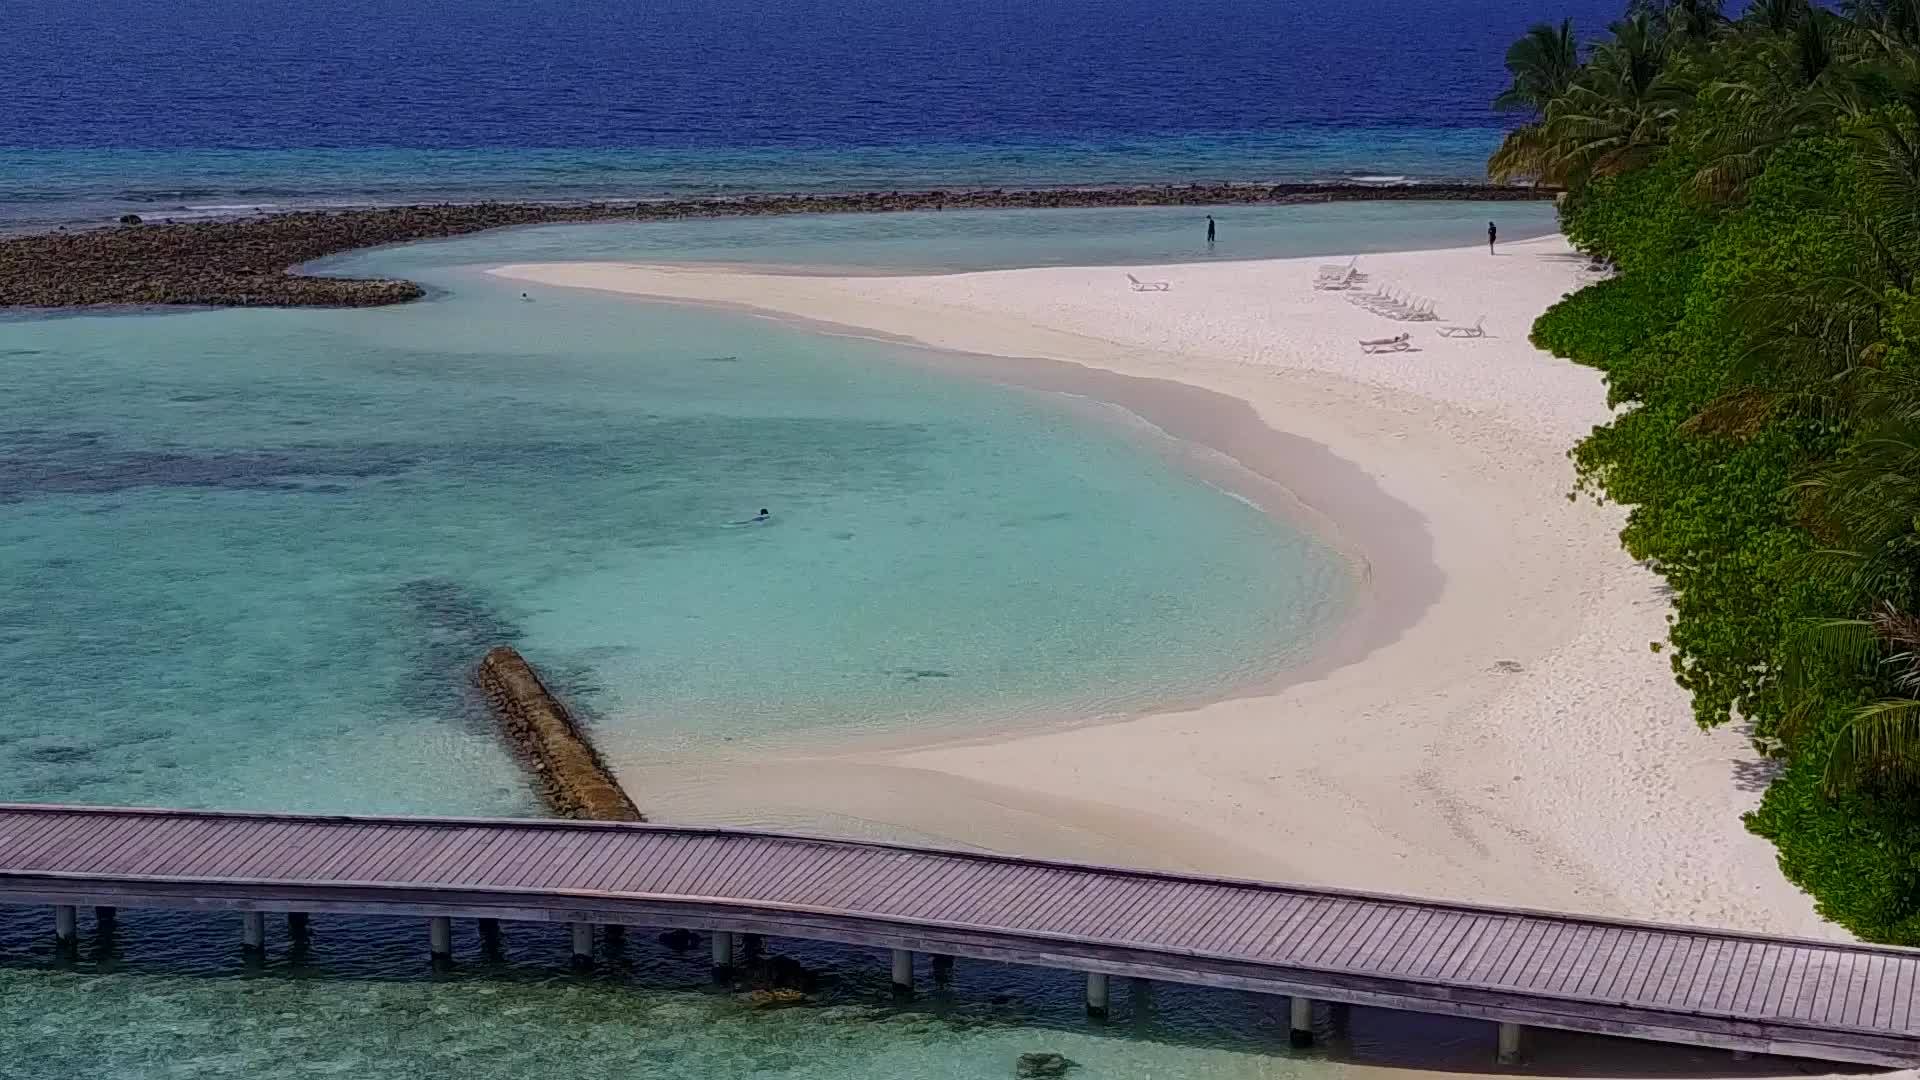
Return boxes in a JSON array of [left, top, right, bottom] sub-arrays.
[[1487, 220, 1497, 254], [1206, 215, 1216, 245]]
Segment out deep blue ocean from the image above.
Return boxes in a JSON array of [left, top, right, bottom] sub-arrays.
[[1, 0, 1618, 227]]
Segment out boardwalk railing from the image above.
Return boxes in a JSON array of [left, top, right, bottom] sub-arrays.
[[2, 804, 1916, 1067]]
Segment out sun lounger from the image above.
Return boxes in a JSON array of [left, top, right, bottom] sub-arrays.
[[1438, 316, 1486, 338], [1313, 267, 1361, 290], [1313, 258, 1368, 291], [1359, 332, 1412, 353], [1348, 287, 1440, 322], [1127, 273, 1169, 292]]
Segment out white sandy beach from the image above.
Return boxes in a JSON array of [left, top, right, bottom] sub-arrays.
[[490, 236, 1834, 950]]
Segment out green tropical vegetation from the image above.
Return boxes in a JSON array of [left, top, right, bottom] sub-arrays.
[[1493, 0, 1920, 942]]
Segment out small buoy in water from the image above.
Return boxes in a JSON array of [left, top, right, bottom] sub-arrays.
[[520, 292, 532, 301]]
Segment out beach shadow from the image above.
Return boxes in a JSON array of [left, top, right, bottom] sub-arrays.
[[1728, 721, 1786, 793]]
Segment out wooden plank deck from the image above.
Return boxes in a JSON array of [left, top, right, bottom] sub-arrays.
[[2, 803, 1916, 1066]]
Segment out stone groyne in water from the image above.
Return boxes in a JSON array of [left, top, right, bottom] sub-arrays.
[[0, 182, 1555, 309], [474, 646, 644, 822]]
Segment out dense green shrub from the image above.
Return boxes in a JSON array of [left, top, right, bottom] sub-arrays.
[[1539, 138, 1920, 942]]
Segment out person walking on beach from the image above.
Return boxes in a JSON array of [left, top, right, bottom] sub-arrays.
[[1207, 215, 1216, 245], [1487, 220, 1497, 254]]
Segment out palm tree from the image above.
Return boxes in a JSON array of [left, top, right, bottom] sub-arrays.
[[1772, 92, 1920, 785], [1490, 14, 1686, 187], [1747, 0, 1811, 33], [1686, 9, 1849, 199], [1634, 0, 1728, 42], [1848, 65, 1920, 274], [1845, 0, 1920, 51], [1495, 19, 1581, 114], [1789, 367, 1920, 790]]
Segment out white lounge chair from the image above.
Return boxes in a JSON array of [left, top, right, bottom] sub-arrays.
[[1313, 267, 1361, 291], [1359, 332, 1412, 353], [1438, 316, 1486, 338], [1127, 273, 1169, 292]]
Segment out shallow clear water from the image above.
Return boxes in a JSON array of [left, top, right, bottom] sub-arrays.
[[336, 200, 1560, 278], [0, 207, 1349, 1078], [2, 253, 1344, 813], [0, 206, 1750, 1080], [0, 905, 1509, 1080]]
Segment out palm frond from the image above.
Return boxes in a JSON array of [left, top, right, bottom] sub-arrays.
[[1826, 697, 1920, 791]]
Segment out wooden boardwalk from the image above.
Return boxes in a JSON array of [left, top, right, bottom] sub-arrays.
[[2, 804, 1916, 1066]]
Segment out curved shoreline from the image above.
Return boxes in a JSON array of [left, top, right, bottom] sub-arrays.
[[490, 241, 1839, 953], [0, 183, 1551, 309], [486, 278, 1436, 739]]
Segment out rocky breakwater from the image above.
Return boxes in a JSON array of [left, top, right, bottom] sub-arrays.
[[474, 645, 644, 821], [0, 183, 1553, 309]]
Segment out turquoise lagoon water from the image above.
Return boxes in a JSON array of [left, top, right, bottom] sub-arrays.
[[0, 205, 1745, 1079], [3, 252, 1345, 813], [0, 206, 1403, 1079]]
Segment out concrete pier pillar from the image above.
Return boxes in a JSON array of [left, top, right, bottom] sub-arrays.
[[570, 923, 593, 968], [1289, 996, 1313, 1048], [287, 912, 309, 935], [1496, 1021, 1523, 1065], [931, 953, 954, 985], [890, 949, 914, 993], [1086, 972, 1110, 1018], [53, 905, 77, 952], [711, 931, 734, 971], [429, 917, 453, 964], [241, 911, 266, 956], [94, 906, 117, 929]]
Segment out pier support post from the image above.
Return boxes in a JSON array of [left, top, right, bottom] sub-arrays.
[[241, 912, 266, 958], [429, 917, 453, 965], [478, 918, 502, 960], [94, 906, 117, 931], [1289, 996, 1313, 1048], [570, 923, 593, 969], [711, 931, 734, 972], [931, 953, 954, 986], [54, 905, 77, 953], [287, 912, 309, 934], [890, 949, 914, 994], [1086, 973, 1110, 1018], [1496, 1021, 1524, 1065]]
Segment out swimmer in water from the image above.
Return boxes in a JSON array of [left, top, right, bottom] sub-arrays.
[[520, 292, 532, 301], [755, 508, 770, 521]]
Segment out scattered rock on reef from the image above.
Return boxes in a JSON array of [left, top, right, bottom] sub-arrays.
[[1015, 1052, 1078, 1078], [1, 184, 1555, 310], [474, 645, 644, 821]]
